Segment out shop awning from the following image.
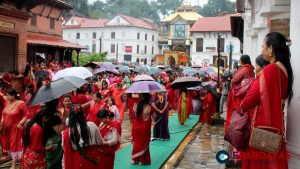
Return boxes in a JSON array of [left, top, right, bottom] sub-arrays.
[[27, 33, 85, 50]]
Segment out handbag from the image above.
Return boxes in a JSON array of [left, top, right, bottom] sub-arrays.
[[233, 78, 253, 97], [224, 108, 251, 151], [249, 65, 284, 153]]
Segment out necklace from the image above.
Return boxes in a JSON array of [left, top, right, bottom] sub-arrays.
[[159, 95, 164, 103]]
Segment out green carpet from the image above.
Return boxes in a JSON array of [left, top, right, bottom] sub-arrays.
[[114, 114, 199, 169]]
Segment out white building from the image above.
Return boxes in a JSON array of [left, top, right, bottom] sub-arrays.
[[63, 14, 159, 65], [238, 0, 300, 168], [190, 15, 241, 67]]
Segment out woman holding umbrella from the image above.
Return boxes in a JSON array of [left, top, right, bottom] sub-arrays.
[[151, 92, 170, 141], [131, 93, 154, 165]]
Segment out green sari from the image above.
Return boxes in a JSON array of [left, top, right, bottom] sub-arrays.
[[45, 135, 63, 169]]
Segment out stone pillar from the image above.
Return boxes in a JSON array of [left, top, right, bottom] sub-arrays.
[[286, 0, 300, 168]]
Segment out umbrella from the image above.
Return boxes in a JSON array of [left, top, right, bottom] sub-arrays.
[[133, 66, 146, 74], [93, 68, 119, 74], [133, 74, 154, 82], [164, 67, 173, 72], [191, 65, 202, 69], [100, 62, 116, 69], [125, 81, 165, 93], [118, 66, 131, 74], [201, 84, 219, 98], [202, 81, 218, 89], [182, 68, 199, 76], [171, 77, 202, 89], [52, 67, 93, 81], [148, 67, 162, 76], [29, 76, 86, 106], [143, 65, 151, 73], [199, 67, 223, 75]]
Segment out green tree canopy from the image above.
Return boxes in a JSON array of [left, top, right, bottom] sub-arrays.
[[198, 0, 236, 17], [64, 0, 89, 17]]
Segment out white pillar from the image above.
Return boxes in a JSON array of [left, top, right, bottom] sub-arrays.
[[286, 0, 300, 168]]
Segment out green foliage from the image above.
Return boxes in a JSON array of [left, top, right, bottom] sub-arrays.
[[198, 0, 236, 17], [72, 52, 108, 66], [156, 0, 183, 17], [64, 0, 89, 17]]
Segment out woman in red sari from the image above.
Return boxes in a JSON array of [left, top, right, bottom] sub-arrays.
[[110, 78, 127, 123], [97, 109, 122, 169], [87, 92, 106, 126], [21, 108, 55, 169], [225, 55, 255, 130], [199, 90, 215, 128], [131, 93, 153, 165], [23, 84, 40, 118], [240, 32, 293, 169], [0, 88, 29, 169], [58, 94, 72, 127], [62, 105, 103, 169]]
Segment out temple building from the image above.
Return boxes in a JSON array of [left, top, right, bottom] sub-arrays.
[[156, 2, 202, 66]]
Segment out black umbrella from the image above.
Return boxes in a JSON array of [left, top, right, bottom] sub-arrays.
[[202, 84, 219, 98], [171, 76, 202, 89], [29, 76, 87, 106]]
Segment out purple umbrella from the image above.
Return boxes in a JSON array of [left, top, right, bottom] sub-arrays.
[[125, 81, 165, 93], [202, 81, 218, 89], [133, 74, 154, 82], [100, 62, 116, 69], [93, 68, 119, 74]]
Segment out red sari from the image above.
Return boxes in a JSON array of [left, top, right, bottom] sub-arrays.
[[225, 64, 254, 130], [21, 124, 46, 169], [1, 100, 29, 153], [62, 123, 103, 169], [87, 101, 106, 126], [241, 64, 288, 169], [98, 120, 121, 169], [131, 105, 152, 164], [111, 86, 126, 122], [199, 92, 215, 124]]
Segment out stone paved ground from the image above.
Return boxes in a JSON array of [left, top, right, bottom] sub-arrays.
[[174, 124, 226, 169]]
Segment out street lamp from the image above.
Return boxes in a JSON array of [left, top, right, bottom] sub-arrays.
[[99, 35, 103, 54]]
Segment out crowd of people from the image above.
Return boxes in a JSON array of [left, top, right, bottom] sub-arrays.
[[0, 31, 292, 169]]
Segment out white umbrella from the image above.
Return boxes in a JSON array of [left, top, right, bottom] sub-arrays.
[[52, 67, 93, 81]]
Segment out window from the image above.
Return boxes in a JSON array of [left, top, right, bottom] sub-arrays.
[[144, 45, 147, 54], [152, 35, 154, 41], [50, 18, 55, 29], [111, 32, 115, 39], [145, 34, 147, 40], [111, 44, 116, 53], [152, 46, 154, 54], [219, 38, 225, 52], [31, 14, 37, 26], [137, 33, 140, 39], [76, 33, 80, 39], [93, 32, 97, 39], [92, 44, 96, 53], [125, 46, 132, 53], [196, 38, 203, 52], [137, 45, 139, 54]]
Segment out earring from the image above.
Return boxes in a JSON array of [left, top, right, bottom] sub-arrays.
[[269, 52, 272, 57]]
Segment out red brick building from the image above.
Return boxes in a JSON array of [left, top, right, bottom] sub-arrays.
[[0, 0, 83, 74]]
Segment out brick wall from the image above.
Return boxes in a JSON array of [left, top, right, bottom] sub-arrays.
[[28, 5, 63, 36], [0, 15, 28, 74]]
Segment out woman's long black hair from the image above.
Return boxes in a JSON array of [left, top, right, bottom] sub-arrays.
[[23, 107, 52, 148], [136, 93, 151, 118], [68, 105, 90, 148], [265, 32, 294, 104], [240, 54, 252, 65]]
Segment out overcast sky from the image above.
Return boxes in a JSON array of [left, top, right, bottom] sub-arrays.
[[88, 0, 211, 6]]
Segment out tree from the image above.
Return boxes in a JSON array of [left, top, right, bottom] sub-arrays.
[[64, 0, 89, 17], [156, 0, 183, 17], [198, 0, 236, 17], [89, 0, 107, 19], [72, 52, 108, 66]]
